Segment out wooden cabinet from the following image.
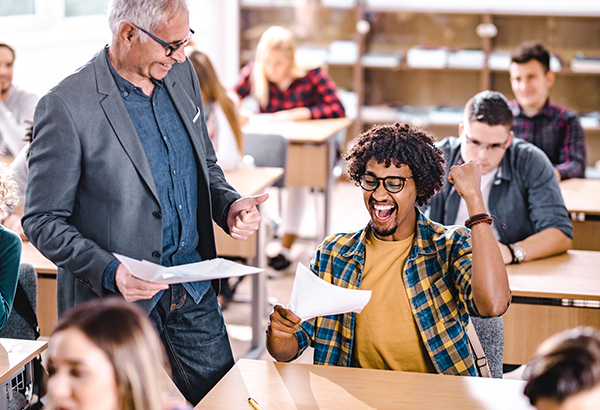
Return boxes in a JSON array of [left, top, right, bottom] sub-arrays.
[[238, 1, 600, 164]]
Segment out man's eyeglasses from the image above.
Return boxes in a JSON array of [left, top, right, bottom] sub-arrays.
[[464, 133, 510, 153], [359, 174, 413, 194], [134, 24, 194, 57]]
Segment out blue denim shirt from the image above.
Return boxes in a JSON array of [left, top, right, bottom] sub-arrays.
[[425, 136, 573, 244], [103, 58, 210, 308]]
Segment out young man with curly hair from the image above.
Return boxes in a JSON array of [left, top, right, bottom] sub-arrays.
[[266, 121, 510, 376]]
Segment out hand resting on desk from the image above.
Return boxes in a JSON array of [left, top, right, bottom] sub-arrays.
[[266, 304, 302, 362]]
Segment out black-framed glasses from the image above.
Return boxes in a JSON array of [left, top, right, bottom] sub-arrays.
[[134, 24, 194, 57], [464, 133, 510, 152], [359, 174, 413, 194]]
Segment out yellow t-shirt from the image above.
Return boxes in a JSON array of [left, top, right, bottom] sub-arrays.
[[352, 230, 435, 372]]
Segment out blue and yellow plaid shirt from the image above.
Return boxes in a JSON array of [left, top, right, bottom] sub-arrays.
[[294, 209, 490, 376]]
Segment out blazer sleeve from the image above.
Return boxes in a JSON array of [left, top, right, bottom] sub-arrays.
[[23, 93, 115, 294]]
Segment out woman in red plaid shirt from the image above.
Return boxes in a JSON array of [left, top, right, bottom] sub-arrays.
[[234, 26, 345, 271]]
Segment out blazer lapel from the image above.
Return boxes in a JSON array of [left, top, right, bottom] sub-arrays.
[[95, 48, 159, 202]]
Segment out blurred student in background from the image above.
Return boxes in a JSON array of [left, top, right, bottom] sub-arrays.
[[524, 326, 600, 409], [0, 42, 38, 238], [509, 41, 586, 180], [189, 50, 244, 172], [47, 297, 191, 410], [234, 25, 345, 271]]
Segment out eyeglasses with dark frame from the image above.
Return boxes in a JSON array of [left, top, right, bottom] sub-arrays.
[[359, 174, 413, 194], [134, 24, 194, 57], [464, 133, 510, 153]]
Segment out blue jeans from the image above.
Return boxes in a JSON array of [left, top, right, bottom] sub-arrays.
[[149, 284, 234, 405]]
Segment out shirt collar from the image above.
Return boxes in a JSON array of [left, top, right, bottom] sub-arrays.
[[514, 99, 553, 119], [105, 49, 163, 99]]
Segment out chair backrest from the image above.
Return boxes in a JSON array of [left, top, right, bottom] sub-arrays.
[[470, 316, 504, 379], [0, 263, 38, 340], [244, 133, 289, 187]]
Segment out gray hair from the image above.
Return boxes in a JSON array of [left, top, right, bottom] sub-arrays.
[[107, 0, 189, 42]]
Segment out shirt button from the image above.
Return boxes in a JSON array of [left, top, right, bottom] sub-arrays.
[[178, 205, 182, 210], [152, 251, 161, 259], [181, 241, 186, 247], [122, 91, 128, 97], [173, 170, 176, 175]]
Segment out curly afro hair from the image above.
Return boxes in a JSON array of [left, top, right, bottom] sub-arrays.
[[344, 122, 445, 206]]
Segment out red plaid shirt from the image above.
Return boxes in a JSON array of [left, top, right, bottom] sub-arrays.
[[509, 100, 587, 180], [234, 61, 345, 119]]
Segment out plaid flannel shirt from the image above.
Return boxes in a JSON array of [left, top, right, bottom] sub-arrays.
[[294, 210, 487, 377], [234, 62, 345, 119], [509, 100, 587, 180]]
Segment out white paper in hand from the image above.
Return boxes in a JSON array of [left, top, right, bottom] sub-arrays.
[[287, 262, 372, 321], [114, 253, 262, 284]]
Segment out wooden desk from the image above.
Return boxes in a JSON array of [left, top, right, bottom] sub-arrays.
[[504, 250, 600, 364], [196, 359, 533, 409], [0, 338, 47, 383], [560, 178, 600, 250], [0, 338, 47, 406], [244, 118, 352, 238], [21, 241, 57, 337]]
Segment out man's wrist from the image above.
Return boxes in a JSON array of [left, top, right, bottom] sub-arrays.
[[508, 244, 526, 264]]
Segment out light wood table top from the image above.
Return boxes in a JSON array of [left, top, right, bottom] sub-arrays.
[[506, 250, 600, 300], [196, 359, 532, 410], [243, 117, 352, 144], [223, 166, 284, 197], [0, 338, 47, 383], [560, 178, 600, 215]]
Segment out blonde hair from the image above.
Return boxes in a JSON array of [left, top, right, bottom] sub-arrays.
[[0, 160, 19, 219], [50, 298, 169, 410], [251, 26, 306, 107], [189, 50, 244, 155]]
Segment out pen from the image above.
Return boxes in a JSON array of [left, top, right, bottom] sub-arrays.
[[248, 397, 263, 410]]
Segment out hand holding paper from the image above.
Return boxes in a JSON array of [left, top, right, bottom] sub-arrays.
[[287, 263, 372, 321], [113, 253, 262, 284]]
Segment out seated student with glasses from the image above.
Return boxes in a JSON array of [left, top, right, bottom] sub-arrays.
[[267, 121, 510, 376], [426, 90, 572, 265]]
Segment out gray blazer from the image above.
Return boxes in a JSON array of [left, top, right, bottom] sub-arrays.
[[23, 47, 240, 314]]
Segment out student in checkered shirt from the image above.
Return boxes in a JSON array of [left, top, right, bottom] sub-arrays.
[[266, 122, 510, 376], [234, 26, 346, 272], [509, 41, 587, 181]]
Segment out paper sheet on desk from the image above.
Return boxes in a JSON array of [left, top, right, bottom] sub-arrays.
[[287, 263, 372, 321], [114, 253, 262, 284]]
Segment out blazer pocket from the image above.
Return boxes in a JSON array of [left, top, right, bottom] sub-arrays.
[[193, 107, 201, 123]]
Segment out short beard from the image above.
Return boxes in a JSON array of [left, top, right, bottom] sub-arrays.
[[370, 220, 397, 238]]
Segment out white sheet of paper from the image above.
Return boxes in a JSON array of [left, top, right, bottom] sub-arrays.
[[114, 253, 262, 284], [287, 263, 372, 321]]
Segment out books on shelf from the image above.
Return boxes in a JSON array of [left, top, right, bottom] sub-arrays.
[[447, 49, 485, 69], [571, 54, 600, 73], [406, 46, 449, 69], [488, 50, 512, 70], [360, 51, 404, 68], [326, 40, 359, 65], [580, 112, 600, 129]]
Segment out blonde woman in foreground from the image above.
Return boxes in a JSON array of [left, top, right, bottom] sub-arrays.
[[46, 297, 191, 410]]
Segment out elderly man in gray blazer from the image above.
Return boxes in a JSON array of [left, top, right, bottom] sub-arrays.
[[22, 0, 266, 404]]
